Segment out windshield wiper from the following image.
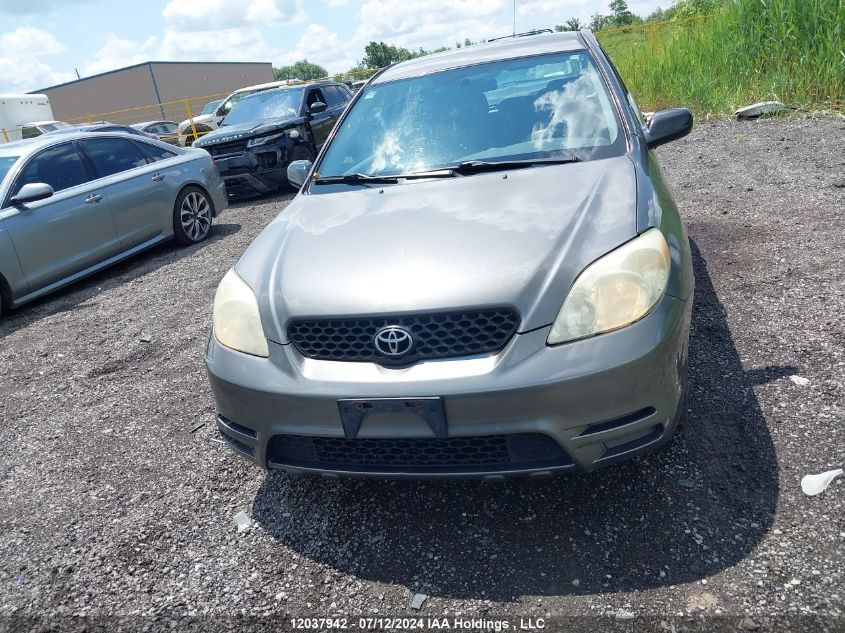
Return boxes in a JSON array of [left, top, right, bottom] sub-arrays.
[[313, 173, 401, 185], [313, 169, 455, 184], [450, 156, 580, 174]]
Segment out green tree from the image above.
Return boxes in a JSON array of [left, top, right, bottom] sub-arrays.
[[609, 0, 640, 26], [358, 41, 420, 69], [555, 17, 583, 31], [671, 0, 719, 19], [589, 13, 611, 30], [273, 59, 328, 81]]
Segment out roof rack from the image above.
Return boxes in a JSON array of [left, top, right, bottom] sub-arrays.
[[488, 29, 554, 42]]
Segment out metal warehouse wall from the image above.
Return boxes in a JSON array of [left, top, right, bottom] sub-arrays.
[[36, 62, 274, 123]]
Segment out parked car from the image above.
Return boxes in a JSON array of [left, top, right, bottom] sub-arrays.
[[200, 99, 223, 116], [19, 120, 73, 139], [47, 123, 159, 139], [131, 120, 180, 145], [177, 81, 296, 147], [0, 132, 227, 314], [206, 31, 695, 479], [193, 81, 351, 198]]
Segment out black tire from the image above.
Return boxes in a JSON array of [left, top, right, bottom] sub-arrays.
[[286, 144, 316, 190], [173, 186, 214, 245]]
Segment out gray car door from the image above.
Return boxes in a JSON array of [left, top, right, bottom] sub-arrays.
[[1, 141, 122, 291], [79, 136, 175, 249]]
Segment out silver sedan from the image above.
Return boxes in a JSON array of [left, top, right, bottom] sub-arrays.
[[0, 132, 227, 314]]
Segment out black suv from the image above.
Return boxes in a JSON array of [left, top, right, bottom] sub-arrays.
[[194, 82, 351, 198]]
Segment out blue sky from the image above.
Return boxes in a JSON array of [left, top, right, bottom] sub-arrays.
[[0, 0, 667, 93]]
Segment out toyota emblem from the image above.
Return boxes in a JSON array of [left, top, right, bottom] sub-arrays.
[[373, 326, 414, 357]]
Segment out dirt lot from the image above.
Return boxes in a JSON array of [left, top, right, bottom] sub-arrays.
[[1, 116, 843, 632]]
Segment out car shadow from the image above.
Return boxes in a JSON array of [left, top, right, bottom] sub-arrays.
[[0, 222, 241, 339], [227, 187, 296, 209], [250, 239, 782, 600]]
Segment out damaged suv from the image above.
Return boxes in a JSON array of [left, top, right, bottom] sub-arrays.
[[194, 82, 351, 198]]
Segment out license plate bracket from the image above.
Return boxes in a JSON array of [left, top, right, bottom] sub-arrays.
[[337, 397, 446, 439]]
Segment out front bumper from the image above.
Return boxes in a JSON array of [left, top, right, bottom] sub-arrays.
[[206, 293, 692, 479], [214, 148, 288, 198]]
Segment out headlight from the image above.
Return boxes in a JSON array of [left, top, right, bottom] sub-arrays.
[[547, 228, 670, 345], [212, 269, 269, 357], [247, 132, 285, 148]]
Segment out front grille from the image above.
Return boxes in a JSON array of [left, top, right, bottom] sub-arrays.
[[267, 433, 572, 473], [209, 139, 247, 156], [223, 176, 255, 197], [256, 151, 277, 170], [288, 309, 520, 365]]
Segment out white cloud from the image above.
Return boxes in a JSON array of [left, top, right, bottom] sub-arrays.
[[80, 34, 159, 77], [0, 27, 74, 92], [276, 23, 355, 74], [354, 0, 510, 52], [162, 0, 304, 31]]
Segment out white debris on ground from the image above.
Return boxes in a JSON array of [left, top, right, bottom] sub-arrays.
[[409, 592, 428, 610], [735, 101, 794, 118], [801, 469, 843, 496], [233, 510, 252, 533], [789, 375, 810, 386]]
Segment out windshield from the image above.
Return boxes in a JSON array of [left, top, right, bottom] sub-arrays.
[[221, 89, 304, 127], [0, 156, 19, 184], [38, 122, 68, 132], [201, 100, 222, 115], [317, 51, 624, 178]]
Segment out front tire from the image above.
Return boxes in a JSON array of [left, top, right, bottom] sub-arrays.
[[173, 186, 214, 245]]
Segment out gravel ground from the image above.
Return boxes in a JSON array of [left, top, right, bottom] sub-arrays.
[[1, 116, 843, 633]]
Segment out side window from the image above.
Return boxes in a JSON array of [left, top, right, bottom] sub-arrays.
[[161, 122, 178, 133], [324, 86, 349, 107], [306, 89, 326, 109], [81, 137, 150, 178], [11, 143, 90, 198], [135, 140, 177, 162], [21, 127, 41, 139]]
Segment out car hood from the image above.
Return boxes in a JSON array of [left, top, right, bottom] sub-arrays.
[[179, 113, 214, 132], [235, 155, 638, 343], [195, 116, 301, 146]]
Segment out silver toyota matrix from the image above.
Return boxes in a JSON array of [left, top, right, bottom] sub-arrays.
[[206, 31, 695, 478]]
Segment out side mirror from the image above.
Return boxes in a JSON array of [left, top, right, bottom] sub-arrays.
[[308, 101, 327, 115], [643, 108, 693, 148], [10, 182, 54, 205], [287, 159, 313, 189]]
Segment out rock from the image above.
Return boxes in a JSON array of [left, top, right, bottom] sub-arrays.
[[139, 332, 153, 343], [739, 616, 759, 630], [789, 375, 810, 386]]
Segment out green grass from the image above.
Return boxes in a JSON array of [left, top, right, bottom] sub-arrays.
[[597, 0, 845, 115]]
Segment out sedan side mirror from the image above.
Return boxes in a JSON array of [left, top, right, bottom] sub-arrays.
[[10, 182, 54, 205], [287, 159, 313, 189], [643, 108, 693, 148], [308, 101, 327, 115]]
